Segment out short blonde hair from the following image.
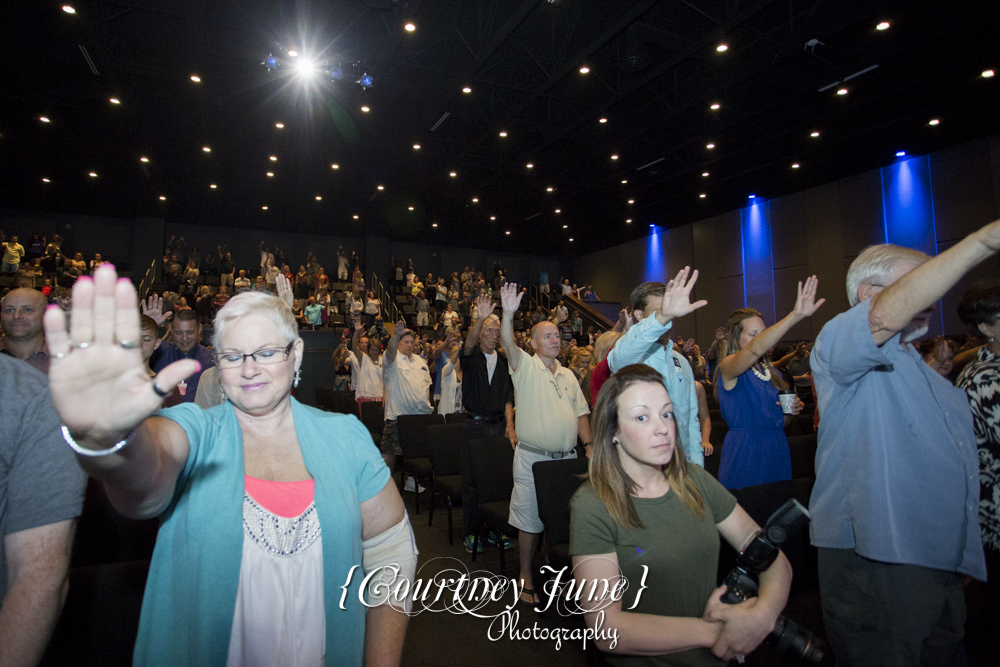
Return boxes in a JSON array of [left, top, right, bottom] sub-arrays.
[[846, 244, 931, 307], [212, 291, 298, 350]]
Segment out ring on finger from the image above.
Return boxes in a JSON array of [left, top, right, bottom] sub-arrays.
[[119, 340, 140, 349], [151, 383, 170, 398], [74, 341, 92, 350], [53, 352, 67, 360]]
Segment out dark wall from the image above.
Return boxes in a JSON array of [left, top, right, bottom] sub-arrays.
[[575, 135, 1000, 347]]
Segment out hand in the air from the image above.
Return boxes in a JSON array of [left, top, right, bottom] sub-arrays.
[[276, 273, 293, 309], [354, 316, 364, 331], [141, 294, 173, 326], [475, 294, 496, 320], [791, 275, 825, 320], [44, 266, 200, 447], [656, 267, 708, 322], [499, 283, 523, 314]]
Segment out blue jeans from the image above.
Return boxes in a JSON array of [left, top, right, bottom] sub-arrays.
[[2, 262, 19, 274]]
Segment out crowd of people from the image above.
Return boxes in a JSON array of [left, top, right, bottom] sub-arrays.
[[1, 218, 999, 667]]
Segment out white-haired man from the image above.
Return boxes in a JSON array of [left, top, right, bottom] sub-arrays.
[[810, 218, 1000, 666]]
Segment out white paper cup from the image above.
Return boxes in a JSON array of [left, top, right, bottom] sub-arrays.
[[779, 392, 796, 414]]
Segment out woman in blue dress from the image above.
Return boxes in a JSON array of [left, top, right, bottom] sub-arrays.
[[715, 276, 824, 488]]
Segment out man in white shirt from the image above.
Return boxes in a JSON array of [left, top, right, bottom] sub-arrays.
[[554, 300, 569, 324], [381, 319, 433, 470], [350, 316, 383, 414]]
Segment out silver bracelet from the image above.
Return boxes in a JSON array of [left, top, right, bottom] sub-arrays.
[[61, 425, 133, 457]]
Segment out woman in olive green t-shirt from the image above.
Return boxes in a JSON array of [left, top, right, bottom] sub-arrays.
[[570, 362, 792, 666]]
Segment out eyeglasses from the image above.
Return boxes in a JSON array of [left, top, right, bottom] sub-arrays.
[[548, 375, 563, 398], [215, 341, 294, 370]]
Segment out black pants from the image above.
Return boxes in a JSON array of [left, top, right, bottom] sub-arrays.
[[461, 419, 506, 537], [818, 547, 968, 667]]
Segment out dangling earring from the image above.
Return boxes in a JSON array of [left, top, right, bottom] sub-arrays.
[[294, 369, 301, 388], [219, 380, 228, 401]]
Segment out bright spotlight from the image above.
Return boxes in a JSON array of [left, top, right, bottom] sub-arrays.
[[896, 150, 906, 157], [62, 6, 76, 14], [294, 59, 317, 77], [358, 74, 374, 88], [263, 55, 278, 70], [404, 22, 416, 32], [287, 50, 298, 57]]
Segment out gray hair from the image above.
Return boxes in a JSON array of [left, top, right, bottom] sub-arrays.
[[845, 244, 931, 307], [212, 291, 298, 350]]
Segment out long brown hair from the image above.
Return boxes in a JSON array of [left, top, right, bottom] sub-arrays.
[[713, 308, 788, 400], [588, 364, 705, 530]]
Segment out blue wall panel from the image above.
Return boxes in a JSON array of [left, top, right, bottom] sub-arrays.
[[740, 201, 776, 324], [881, 156, 937, 255]]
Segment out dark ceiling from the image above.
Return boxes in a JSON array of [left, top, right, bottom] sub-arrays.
[[3, 0, 999, 255]]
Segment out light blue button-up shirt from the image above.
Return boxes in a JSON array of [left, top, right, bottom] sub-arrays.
[[810, 299, 986, 579], [607, 316, 704, 467]]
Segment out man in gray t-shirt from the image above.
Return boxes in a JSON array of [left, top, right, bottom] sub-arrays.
[[0, 355, 86, 664]]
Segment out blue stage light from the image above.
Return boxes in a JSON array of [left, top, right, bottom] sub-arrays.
[[330, 67, 343, 81], [359, 74, 373, 87], [748, 194, 756, 199], [264, 55, 278, 70], [895, 150, 906, 157]]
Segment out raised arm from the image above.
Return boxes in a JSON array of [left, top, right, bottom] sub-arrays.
[[705, 327, 725, 361], [351, 316, 365, 362], [868, 218, 1000, 345], [464, 294, 496, 354], [384, 319, 407, 367], [718, 276, 824, 385], [498, 283, 525, 371], [43, 265, 201, 519]]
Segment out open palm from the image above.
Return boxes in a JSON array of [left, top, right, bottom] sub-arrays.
[[792, 275, 825, 319], [45, 266, 201, 443], [658, 267, 708, 321], [499, 282, 523, 313]]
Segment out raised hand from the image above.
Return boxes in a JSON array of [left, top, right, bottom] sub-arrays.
[[141, 294, 172, 326], [395, 319, 406, 335], [354, 316, 364, 331], [499, 282, 523, 314], [275, 273, 293, 309], [682, 338, 696, 355], [44, 266, 201, 447], [474, 294, 496, 320], [656, 267, 708, 322], [791, 275, 825, 319]]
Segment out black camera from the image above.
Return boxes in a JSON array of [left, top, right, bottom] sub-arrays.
[[721, 499, 824, 664]]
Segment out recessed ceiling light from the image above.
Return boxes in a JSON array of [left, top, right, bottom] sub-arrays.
[[404, 22, 416, 32], [190, 75, 201, 83], [472, 197, 479, 202], [361, 105, 370, 113], [748, 194, 757, 199], [159, 196, 166, 201], [611, 154, 619, 160], [203, 146, 211, 152], [317, 196, 323, 201], [140, 157, 149, 163], [449, 171, 457, 177], [546, 187, 554, 192], [262, 205, 268, 210], [505, 231, 511, 235], [836, 88, 848, 95], [621, 179, 627, 184], [377, 185, 384, 191], [568, 238, 574, 242], [810, 131, 820, 137], [579, 66, 590, 74], [269, 155, 277, 161], [702, 171, 709, 177], [706, 143, 715, 149], [331, 163, 339, 169], [710, 103, 720, 110], [896, 150, 906, 157], [39, 116, 50, 123], [462, 86, 472, 93], [408, 206, 414, 210], [716, 44, 728, 52], [599, 117, 607, 123], [562, 225, 568, 229], [266, 172, 274, 177], [628, 199, 635, 204], [287, 50, 298, 57], [876, 21, 890, 31], [62, 6, 76, 14], [490, 215, 496, 220], [88, 172, 97, 177], [791, 163, 800, 169], [353, 215, 359, 219], [526, 163, 534, 169], [210, 184, 217, 189], [42, 177, 51, 183], [275, 122, 284, 128], [626, 219, 632, 223], [928, 119, 940, 126], [413, 144, 421, 150], [499, 131, 507, 137], [109, 97, 120, 104], [983, 69, 995, 78], [699, 193, 707, 198], [431, 223, 438, 228], [554, 209, 561, 213]]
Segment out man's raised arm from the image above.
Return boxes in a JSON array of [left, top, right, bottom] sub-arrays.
[[498, 283, 525, 372]]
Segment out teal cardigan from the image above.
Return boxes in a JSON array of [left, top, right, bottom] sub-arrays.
[[133, 398, 390, 666]]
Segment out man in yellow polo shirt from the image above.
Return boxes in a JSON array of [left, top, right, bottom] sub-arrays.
[[499, 282, 591, 605]]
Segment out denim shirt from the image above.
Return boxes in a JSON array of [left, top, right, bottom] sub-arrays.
[[810, 299, 986, 579], [607, 316, 704, 468]]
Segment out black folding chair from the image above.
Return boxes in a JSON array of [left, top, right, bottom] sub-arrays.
[[466, 437, 514, 574], [397, 413, 445, 514], [444, 411, 467, 425], [532, 457, 588, 571], [426, 424, 464, 544], [328, 390, 358, 415], [360, 401, 384, 448]]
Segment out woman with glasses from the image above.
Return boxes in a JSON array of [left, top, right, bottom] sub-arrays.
[[43, 265, 416, 667]]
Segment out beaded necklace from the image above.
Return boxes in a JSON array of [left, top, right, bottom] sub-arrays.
[[750, 362, 771, 382]]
